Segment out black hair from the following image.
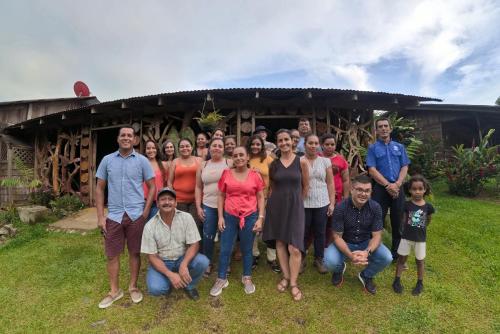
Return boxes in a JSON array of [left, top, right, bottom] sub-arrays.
[[213, 128, 225, 137], [208, 137, 224, 147], [375, 117, 391, 128], [144, 140, 167, 186], [247, 134, 267, 163], [230, 146, 250, 169], [352, 174, 372, 185], [178, 138, 193, 149], [162, 139, 177, 161], [223, 135, 237, 144], [304, 133, 319, 143], [405, 174, 432, 197], [197, 132, 209, 141], [321, 133, 336, 144], [276, 128, 292, 138], [118, 126, 135, 135]]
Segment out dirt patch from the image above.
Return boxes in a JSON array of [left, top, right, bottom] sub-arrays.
[[202, 320, 224, 333], [209, 297, 223, 309], [294, 317, 306, 326], [121, 302, 132, 308]]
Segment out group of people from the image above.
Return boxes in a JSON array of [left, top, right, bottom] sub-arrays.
[[95, 117, 435, 308]]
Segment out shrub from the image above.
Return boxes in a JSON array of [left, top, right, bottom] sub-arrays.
[[30, 188, 55, 207], [410, 137, 444, 179], [0, 207, 21, 226], [443, 129, 499, 197], [49, 194, 85, 218]]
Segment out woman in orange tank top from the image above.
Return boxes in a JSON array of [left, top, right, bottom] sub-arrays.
[[168, 138, 202, 226]]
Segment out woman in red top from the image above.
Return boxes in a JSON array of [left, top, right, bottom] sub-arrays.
[[209, 146, 265, 297], [143, 140, 168, 221], [168, 138, 202, 225], [319, 133, 350, 246]]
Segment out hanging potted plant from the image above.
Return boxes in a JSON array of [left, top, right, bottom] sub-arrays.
[[195, 94, 224, 132]]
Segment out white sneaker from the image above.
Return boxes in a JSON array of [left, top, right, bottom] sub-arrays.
[[210, 278, 229, 297], [242, 276, 255, 294]]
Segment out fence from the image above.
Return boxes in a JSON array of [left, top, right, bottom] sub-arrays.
[[0, 139, 34, 207]]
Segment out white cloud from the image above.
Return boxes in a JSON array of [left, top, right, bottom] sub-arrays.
[[330, 65, 372, 91], [0, 0, 499, 103]]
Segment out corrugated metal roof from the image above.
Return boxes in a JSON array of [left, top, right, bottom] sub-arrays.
[[0, 96, 99, 107], [60, 87, 442, 112], [6, 88, 442, 129], [405, 103, 500, 114], [111, 87, 441, 102]]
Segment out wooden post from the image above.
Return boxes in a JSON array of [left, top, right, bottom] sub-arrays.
[[326, 107, 331, 134], [52, 132, 62, 196], [251, 111, 256, 133], [312, 108, 317, 134], [237, 108, 242, 145], [89, 130, 97, 206], [139, 115, 144, 153], [33, 133, 39, 180], [6, 145, 12, 204], [475, 113, 483, 141]]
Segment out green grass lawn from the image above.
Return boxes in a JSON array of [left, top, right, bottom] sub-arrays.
[[1, 182, 499, 333]]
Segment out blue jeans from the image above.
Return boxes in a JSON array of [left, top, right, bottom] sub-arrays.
[[324, 240, 392, 278], [202, 204, 219, 262], [146, 253, 209, 295], [218, 211, 257, 279]]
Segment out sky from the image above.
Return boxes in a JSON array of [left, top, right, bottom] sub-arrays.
[[1, 0, 499, 105]]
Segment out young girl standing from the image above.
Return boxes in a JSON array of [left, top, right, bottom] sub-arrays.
[[392, 174, 435, 296]]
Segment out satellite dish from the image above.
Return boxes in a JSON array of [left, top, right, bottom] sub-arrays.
[[73, 81, 91, 97]]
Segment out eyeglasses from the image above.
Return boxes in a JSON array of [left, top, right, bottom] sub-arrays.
[[353, 187, 372, 194]]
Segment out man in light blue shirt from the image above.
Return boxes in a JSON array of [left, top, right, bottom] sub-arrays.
[[366, 118, 410, 260], [95, 126, 155, 309], [296, 118, 311, 154]]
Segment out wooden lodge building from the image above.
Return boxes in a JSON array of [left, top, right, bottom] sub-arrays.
[[399, 103, 500, 148], [1, 88, 441, 206]]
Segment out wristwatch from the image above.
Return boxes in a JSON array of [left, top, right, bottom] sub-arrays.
[[365, 248, 372, 256]]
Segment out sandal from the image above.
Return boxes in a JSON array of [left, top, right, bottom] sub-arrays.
[[277, 277, 289, 293], [290, 285, 303, 301]]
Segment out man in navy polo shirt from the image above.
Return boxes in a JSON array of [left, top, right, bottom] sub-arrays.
[[95, 126, 156, 309], [324, 175, 392, 294], [366, 118, 410, 260]]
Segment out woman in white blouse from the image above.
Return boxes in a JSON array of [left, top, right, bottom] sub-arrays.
[[301, 134, 335, 274]]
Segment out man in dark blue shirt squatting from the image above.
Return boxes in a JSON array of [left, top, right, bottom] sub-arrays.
[[366, 117, 410, 260], [323, 175, 392, 295]]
